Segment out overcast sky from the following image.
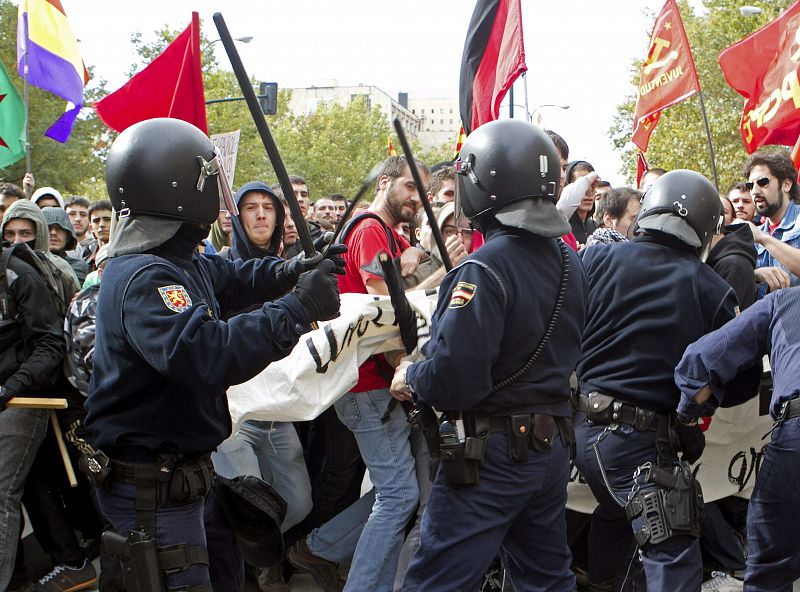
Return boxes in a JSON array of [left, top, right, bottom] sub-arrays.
[[63, 0, 721, 186]]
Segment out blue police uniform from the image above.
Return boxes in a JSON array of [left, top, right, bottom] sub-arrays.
[[85, 231, 311, 589], [574, 234, 737, 591], [402, 224, 588, 591], [676, 287, 800, 590]]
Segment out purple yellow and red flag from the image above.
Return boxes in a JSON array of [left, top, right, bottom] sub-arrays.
[[16, 0, 89, 143], [631, 0, 700, 152], [387, 135, 397, 156]]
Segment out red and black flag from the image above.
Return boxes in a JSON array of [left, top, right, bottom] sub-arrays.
[[459, 0, 526, 134]]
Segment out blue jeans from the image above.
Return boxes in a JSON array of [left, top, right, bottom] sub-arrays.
[[0, 408, 48, 590], [574, 412, 701, 592], [746, 418, 800, 591], [97, 481, 210, 589], [308, 389, 418, 592], [402, 431, 576, 592], [213, 420, 312, 532]]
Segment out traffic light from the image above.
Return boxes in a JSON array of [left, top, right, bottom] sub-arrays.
[[259, 82, 278, 115]]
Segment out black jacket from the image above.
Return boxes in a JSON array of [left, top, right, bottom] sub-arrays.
[[707, 223, 757, 311], [0, 253, 65, 396]]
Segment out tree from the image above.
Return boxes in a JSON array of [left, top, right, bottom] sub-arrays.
[[610, 0, 792, 190], [0, 0, 107, 197]]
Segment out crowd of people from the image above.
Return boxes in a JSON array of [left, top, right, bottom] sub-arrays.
[[0, 115, 799, 592]]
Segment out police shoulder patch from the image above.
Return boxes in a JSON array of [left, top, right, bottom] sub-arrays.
[[158, 285, 192, 313], [448, 281, 477, 309]]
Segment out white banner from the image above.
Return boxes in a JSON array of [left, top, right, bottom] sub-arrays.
[[210, 130, 241, 190], [226, 292, 772, 511], [227, 290, 436, 429]]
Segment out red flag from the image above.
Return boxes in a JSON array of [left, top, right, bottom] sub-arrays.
[[459, 0, 526, 134], [631, 0, 700, 152], [719, 1, 800, 154], [636, 151, 650, 187], [95, 12, 206, 133]]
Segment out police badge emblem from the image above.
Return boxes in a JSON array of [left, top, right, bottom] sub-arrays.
[[448, 281, 477, 309], [158, 285, 192, 313]]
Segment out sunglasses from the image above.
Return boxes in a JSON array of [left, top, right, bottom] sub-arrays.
[[745, 177, 771, 191]]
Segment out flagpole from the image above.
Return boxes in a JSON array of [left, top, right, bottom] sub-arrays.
[[23, 24, 31, 172], [697, 92, 719, 191], [509, 84, 514, 119], [522, 72, 530, 123]]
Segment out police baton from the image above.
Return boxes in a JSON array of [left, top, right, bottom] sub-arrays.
[[393, 119, 452, 271], [213, 13, 315, 258], [378, 252, 418, 354], [6, 397, 78, 487]]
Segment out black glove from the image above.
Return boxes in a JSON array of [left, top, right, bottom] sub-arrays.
[[315, 232, 347, 275], [671, 414, 705, 464], [293, 259, 341, 322], [277, 242, 348, 292], [0, 386, 14, 411]]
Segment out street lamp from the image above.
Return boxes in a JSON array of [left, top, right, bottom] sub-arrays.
[[203, 36, 253, 52], [739, 6, 763, 16], [531, 104, 570, 127]]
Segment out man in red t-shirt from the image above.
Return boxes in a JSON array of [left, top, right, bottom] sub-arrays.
[[288, 156, 429, 591]]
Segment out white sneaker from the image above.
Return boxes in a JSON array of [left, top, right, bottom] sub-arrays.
[[701, 571, 744, 592]]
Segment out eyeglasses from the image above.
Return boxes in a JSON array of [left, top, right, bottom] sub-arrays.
[[745, 177, 771, 191], [442, 225, 474, 239]]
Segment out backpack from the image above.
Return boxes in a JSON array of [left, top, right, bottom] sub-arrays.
[[338, 212, 401, 258], [0, 242, 71, 322]]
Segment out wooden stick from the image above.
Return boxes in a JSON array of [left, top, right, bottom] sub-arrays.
[[6, 397, 68, 409], [48, 410, 78, 488]]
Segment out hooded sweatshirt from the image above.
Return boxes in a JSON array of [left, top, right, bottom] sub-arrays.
[[1, 200, 80, 296], [31, 186, 65, 208], [42, 206, 89, 284], [228, 181, 285, 261], [707, 222, 757, 310]]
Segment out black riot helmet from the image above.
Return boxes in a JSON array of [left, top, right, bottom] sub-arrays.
[[454, 119, 570, 237], [105, 118, 238, 225], [214, 475, 287, 567], [636, 169, 722, 255]]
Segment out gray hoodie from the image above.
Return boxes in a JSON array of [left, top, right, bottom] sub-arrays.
[[2, 200, 81, 296]]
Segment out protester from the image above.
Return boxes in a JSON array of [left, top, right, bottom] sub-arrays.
[[31, 187, 64, 209], [728, 182, 757, 223], [743, 150, 800, 297], [638, 167, 666, 192], [587, 187, 641, 246], [287, 155, 427, 592], [65, 197, 96, 260], [0, 182, 27, 217], [329, 194, 348, 224], [204, 208, 232, 254], [0, 205, 69, 592], [42, 206, 90, 284], [564, 161, 598, 247], [210, 181, 314, 590]]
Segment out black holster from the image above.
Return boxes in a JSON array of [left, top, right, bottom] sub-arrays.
[[102, 529, 165, 592], [440, 416, 489, 488], [625, 462, 704, 547]]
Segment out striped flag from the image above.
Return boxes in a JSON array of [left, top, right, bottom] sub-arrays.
[[16, 0, 89, 143], [453, 125, 466, 158], [387, 134, 397, 156], [459, 0, 526, 134]]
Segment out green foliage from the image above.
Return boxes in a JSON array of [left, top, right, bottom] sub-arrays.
[[0, 0, 106, 198], [0, 7, 431, 203], [610, 0, 792, 190]]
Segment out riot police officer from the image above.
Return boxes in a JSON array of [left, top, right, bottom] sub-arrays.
[[83, 118, 342, 591], [573, 170, 737, 591], [390, 119, 588, 591]]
